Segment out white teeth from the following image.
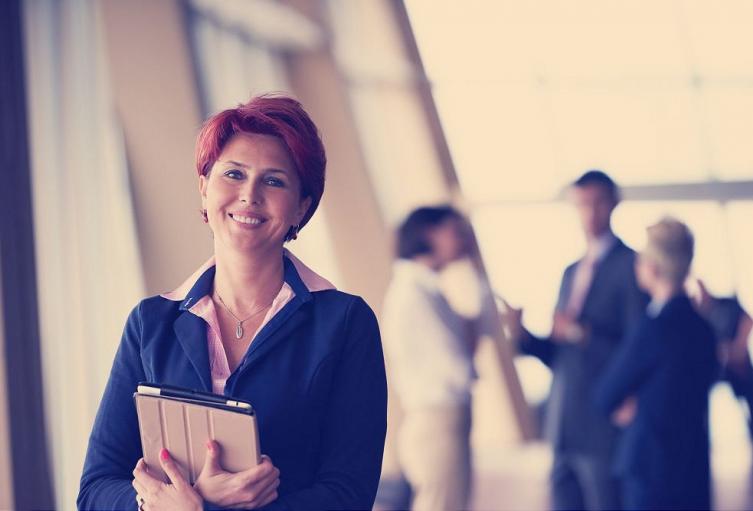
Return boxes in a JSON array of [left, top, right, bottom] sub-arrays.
[[231, 214, 263, 225]]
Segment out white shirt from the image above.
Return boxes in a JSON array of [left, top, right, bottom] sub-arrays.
[[589, 231, 618, 263], [565, 231, 618, 316], [382, 259, 477, 411]]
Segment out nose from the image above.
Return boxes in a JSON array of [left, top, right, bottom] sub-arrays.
[[240, 178, 263, 205]]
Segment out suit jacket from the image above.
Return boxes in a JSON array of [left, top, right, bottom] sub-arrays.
[[78, 256, 388, 510], [594, 294, 717, 509], [521, 238, 648, 456]]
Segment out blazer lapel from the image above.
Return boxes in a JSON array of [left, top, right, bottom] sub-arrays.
[[580, 239, 625, 318], [239, 256, 314, 370], [241, 301, 311, 370], [173, 311, 212, 392]]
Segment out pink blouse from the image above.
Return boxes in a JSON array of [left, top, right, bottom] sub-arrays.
[[162, 250, 335, 394]]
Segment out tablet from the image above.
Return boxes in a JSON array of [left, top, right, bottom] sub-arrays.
[[134, 383, 261, 484]]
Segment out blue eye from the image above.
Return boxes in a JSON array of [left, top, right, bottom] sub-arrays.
[[265, 177, 285, 187], [224, 169, 244, 180]]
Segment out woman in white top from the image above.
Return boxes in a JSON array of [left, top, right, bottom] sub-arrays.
[[382, 205, 478, 511]]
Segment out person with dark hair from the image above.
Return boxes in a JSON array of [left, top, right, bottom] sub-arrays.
[[381, 205, 478, 511], [595, 218, 717, 510], [505, 170, 648, 510], [78, 95, 387, 510], [573, 169, 621, 204]]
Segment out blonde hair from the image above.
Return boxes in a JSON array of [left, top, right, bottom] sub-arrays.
[[643, 217, 694, 286]]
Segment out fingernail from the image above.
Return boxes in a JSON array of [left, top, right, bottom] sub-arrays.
[[206, 440, 213, 451], [160, 448, 169, 461]]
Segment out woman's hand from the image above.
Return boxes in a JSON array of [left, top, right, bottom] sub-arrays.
[[193, 440, 280, 509], [132, 449, 203, 511]]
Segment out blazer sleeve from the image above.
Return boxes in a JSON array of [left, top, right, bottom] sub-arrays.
[[517, 266, 573, 367], [518, 329, 555, 367], [593, 318, 661, 416], [265, 297, 388, 511], [78, 303, 146, 510]]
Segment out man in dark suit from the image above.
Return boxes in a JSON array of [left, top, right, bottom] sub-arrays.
[[594, 218, 717, 510], [506, 170, 648, 510]]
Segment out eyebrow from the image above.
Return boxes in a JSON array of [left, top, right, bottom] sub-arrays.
[[219, 160, 289, 174], [220, 160, 250, 168]]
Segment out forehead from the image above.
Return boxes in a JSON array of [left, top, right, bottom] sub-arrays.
[[569, 183, 612, 203], [431, 216, 464, 235], [217, 132, 295, 171]]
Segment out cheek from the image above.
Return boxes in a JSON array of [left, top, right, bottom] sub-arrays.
[[270, 192, 304, 221], [204, 179, 231, 203], [578, 206, 594, 221], [636, 262, 650, 283]]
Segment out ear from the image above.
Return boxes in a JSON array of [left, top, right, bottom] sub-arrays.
[[296, 196, 313, 225], [199, 174, 208, 207]]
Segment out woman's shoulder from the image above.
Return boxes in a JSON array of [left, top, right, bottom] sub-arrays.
[[309, 289, 372, 311], [125, 294, 183, 325], [309, 289, 378, 326]]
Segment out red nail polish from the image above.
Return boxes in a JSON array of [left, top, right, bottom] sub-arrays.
[[160, 448, 169, 461]]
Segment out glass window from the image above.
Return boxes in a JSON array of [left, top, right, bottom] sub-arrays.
[[326, 0, 450, 224], [471, 203, 583, 335], [406, 0, 753, 199], [613, 201, 734, 295]]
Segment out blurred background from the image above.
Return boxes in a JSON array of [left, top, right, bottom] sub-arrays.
[[1, 1, 752, 509]]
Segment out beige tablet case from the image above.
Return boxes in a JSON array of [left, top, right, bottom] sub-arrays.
[[134, 394, 261, 484]]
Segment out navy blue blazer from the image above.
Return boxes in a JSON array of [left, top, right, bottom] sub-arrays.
[[520, 238, 649, 456], [594, 294, 717, 509], [78, 256, 388, 510]]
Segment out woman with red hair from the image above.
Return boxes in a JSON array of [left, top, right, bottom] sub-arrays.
[[78, 95, 387, 510]]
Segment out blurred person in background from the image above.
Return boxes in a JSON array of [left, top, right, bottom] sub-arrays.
[[381, 205, 480, 511], [690, 278, 753, 438], [77, 95, 387, 510], [505, 170, 648, 510], [595, 218, 717, 510]]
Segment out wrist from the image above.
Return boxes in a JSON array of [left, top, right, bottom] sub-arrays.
[[193, 483, 213, 510]]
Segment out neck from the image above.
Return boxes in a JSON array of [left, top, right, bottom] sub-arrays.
[[213, 244, 285, 311], [586, 227, 612, 245], [651, 279, 682, 304], [413, 254, 441, 272]]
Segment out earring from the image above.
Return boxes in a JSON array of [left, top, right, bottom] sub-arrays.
[[200, 209, 208, 223], [286, 224, 300, 241]]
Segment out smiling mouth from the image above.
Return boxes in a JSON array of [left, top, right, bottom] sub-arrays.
[[229, 213, 266, 225]]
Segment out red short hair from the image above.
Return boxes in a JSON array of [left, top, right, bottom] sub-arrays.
[[195, 94, 326, 229]]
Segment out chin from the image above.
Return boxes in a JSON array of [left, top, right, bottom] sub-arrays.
[[221, 234, 269, 252]]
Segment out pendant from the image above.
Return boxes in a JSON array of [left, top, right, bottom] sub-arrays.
[[235, 322, 243, 339]]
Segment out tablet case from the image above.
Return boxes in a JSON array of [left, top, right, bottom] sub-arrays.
[[134, 387, 261, 484]]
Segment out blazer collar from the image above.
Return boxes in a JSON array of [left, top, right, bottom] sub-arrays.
[[161, 249, 336, 309], [162, 251, 335, 392], [585, 231, 618, 263], [651, 293, 691, 318], [566, 237, 628, 319]]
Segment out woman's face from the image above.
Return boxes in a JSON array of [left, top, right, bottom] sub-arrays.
[[427, 217, 469, 268], [200, 132, 311, 254], [635, 251, 657, 293]]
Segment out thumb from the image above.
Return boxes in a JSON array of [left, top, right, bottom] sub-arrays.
[[159, 448, 188, 490], [201, 439, 223, 476]]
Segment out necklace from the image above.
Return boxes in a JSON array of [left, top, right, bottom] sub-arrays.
[[215, 293, 274, 340]]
